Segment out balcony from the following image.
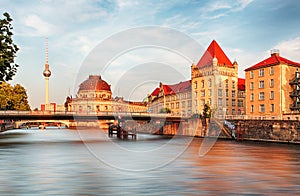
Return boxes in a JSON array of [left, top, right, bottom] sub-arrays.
[[289, 77, 300, 85], [289, 89, 300, 97], [290, 103, 300, 111]]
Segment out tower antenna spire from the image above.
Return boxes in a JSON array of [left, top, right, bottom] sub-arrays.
[[46, 37, 48, 64]]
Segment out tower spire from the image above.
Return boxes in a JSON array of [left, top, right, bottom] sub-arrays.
[[46, 37, 48, 64], [43, 37, 51, 106]]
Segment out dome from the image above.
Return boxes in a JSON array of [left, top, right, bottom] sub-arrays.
[[78, 75, 111, 92]]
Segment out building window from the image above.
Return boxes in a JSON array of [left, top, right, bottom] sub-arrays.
[[250, 93, 254, 101], [218, 98, 222, 106], [259, 104, 265, 113], [201, 80, 205, 88], [232, 81, 235, 89], [226, 90, 229, 97], [232, 91, 236, 97], [225, 79, 229, 89], [251, 105, 254, 113], [259, 69, 264, 77], [232, 99, 236, 106], [171, 103, 174, 109], [195, 92, 197, 98], [201, 90, 205, 97], [238, 100, 243, 107], [226, 99, 229, 106], [219, 79, 222, 87], [176, 102, 179, 109], [259, 81, 265, 89], [232, 109, 236, 115], [270, 67, 274, 75], [188, 100, 192, 107], [218, 89, 222, 97], [182, 101, 185, 108], [270, 79, 274, 88], [250, 82, 254, 90], [259, 92, 265, 100], [270, 91, 274, 99], [250, 71, 254, 79], [201, 99, 205, 106], [271, 104, 275, 112], [208, 79, 212, 87]]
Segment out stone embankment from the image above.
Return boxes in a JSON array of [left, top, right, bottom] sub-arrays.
[[228, 119, 300, 144]]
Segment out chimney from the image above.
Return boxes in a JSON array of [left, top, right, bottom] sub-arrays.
[[271, 49, 280, 57]]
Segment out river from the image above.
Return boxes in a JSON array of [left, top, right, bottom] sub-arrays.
[[0, 127, 300, 195]]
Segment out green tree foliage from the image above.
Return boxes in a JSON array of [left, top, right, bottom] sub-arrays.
[[0, 82, 30, 110], [202, 103, 211, 118], [159, 107, 171, 113], [0, 12, 19, 82]]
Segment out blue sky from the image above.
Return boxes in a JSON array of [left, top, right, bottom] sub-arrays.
[[1, 0, 300, 109]]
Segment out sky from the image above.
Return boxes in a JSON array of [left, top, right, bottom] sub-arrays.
[[1, 0, 300, 109]]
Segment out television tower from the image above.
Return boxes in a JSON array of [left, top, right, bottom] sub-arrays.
[[43, 38, 51, 105]]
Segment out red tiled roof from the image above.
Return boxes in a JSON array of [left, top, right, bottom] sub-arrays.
[[245, 53, 300, 71], [238, 78, 245, 91], [196, 40, 233, 68], [150, 88, 160, 96], [162, 80, 191, 95]]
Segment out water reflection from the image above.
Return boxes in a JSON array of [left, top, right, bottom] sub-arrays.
[[1, 128, 300, 195]]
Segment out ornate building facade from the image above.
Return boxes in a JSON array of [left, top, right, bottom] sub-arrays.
[[245, 50, 300, 118], [191, 40, 242, 116], [71, 75, 147, 113], [148, 80, 192, 116]]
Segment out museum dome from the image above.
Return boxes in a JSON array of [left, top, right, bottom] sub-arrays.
[[78, 75, 111, 92]]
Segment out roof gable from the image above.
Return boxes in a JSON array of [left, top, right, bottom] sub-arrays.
[[164, 80, 191, 95], [196, 40, 233, 68], [245, 53, 300, 71]]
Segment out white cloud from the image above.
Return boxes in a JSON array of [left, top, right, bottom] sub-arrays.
[[201, 0, 255, 19], [24, 14, 57, 36], [273, 37, 300, 62]]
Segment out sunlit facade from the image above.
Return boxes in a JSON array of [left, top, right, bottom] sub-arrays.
[[245, 50, 300, 118]]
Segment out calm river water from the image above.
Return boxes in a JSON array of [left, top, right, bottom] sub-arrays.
[[0, 127, 300, 195]]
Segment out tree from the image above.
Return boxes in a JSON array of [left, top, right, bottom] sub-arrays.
[[159, 107, 171, 113], [0, 82, 30, 110], [0, 12, 19, 82], [11, 84, 30, 110], [202, 103, 211, 118]]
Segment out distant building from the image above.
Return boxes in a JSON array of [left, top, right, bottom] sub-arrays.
[[245, 50, 300, 118], [191, 40, 241, 116], [71, 75, 147, 113], [148, 80, 192, 116]]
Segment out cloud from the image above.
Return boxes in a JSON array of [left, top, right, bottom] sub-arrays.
[[24, 14, 57, 36], [273, 37, 300, 62], [201, 0, 255, 19]]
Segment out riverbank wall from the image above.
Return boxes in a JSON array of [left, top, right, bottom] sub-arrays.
[[227, 119, 300, 144]]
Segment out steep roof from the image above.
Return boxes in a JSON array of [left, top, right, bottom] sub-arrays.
[[238, 78, 245, 91], [245, 53, 300, 71], [162, 80, 191, 95], [150, 88, 160, 96], [196, 40, 233, 68]]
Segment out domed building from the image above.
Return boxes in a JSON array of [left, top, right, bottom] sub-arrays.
[[71, 75, 147, 114], [71, 75, 112, 113]]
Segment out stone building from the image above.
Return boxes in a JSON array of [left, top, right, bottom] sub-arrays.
[[245, 50, 300, 118], [71, 75, 147, 113], [148, 80, 192, 116], [191, 40, 241, 116]]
